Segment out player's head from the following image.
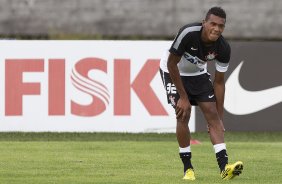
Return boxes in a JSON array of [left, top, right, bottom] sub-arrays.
[[202, 7, 226, 42], [205, 7, 226, 21]]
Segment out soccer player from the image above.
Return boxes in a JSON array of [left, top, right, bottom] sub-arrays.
[[159, 7, 243, 180]]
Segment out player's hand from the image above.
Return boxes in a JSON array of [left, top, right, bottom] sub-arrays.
[[175, 97, 191, 121], [219, 120, 226, 132]]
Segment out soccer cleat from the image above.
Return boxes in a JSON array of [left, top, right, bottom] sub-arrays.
[[221, 161, 243, 180], [183, 168, 196, 180]]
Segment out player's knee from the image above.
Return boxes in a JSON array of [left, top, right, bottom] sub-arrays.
[[205, 107, 219, 120], [186, 106, 192, 115], [207, 106, 217, 114], [176, 111, 191, 123]]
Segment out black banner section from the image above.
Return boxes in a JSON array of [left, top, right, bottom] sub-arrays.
[[196, 41, 282, 132]]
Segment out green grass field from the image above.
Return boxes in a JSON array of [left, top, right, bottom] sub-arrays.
[[0, 132, 282, 184]]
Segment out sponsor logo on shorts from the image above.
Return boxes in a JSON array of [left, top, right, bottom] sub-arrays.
[[169, 95, 176, 106]]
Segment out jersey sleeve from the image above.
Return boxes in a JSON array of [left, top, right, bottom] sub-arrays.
[[169, 28, 191, 56], [215, 42, 231, 72]]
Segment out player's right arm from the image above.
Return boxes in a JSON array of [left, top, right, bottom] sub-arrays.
[[167, 52, 191, 121]]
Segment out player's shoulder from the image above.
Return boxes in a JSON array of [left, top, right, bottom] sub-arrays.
[[180, 22, 202, 30], [217, 36, 231, 52], [178, 22, 202, 36], [216, 36, 231, 63]]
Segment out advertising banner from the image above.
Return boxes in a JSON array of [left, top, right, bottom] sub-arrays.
[[0, 41, 195, 132], [1, 41, 281, 132]]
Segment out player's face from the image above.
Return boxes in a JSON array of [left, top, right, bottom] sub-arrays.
[[202, 14, 226, 42]]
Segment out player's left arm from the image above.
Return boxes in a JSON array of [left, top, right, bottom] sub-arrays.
[[213, 71, 225, 120], [214, 41, 230, 121]]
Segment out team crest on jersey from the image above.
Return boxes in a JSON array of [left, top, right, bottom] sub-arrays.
[[206, 52, 218, 61]]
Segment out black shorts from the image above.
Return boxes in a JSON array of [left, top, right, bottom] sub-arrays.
[[159, 69, 216, 107]]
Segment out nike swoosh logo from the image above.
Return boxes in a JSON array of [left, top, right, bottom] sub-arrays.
[[225, 61, 282, 115], [191, 47, 198, 51], [208, 94, 214, 98]]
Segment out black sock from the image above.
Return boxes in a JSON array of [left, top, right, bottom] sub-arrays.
[[216, 150, 228, 172], [179, 152, 193, 173]]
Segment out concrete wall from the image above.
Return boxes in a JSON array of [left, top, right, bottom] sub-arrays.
[[0, 0, 282, 39]]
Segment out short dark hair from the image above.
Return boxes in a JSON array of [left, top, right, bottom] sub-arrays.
[[205, 7, 226, 20]]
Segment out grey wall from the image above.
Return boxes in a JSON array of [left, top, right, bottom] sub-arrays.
[[1, 0, 282, 39]]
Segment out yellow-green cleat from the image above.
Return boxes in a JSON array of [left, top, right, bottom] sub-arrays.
[[183, 168, 196, 181], [221, 161, 243, 180]]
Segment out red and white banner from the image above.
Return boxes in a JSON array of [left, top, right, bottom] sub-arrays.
[[0, 40, 195, 132]]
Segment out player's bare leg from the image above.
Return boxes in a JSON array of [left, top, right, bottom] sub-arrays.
[[176, 116, 191, 148], [198, 101, 227, 169], [198, 101, 243, 179], [176, 108, 195, 180], [198, 102, 224, 144]]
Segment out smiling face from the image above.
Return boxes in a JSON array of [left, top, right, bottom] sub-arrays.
[[201, 14, 226, 43]]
